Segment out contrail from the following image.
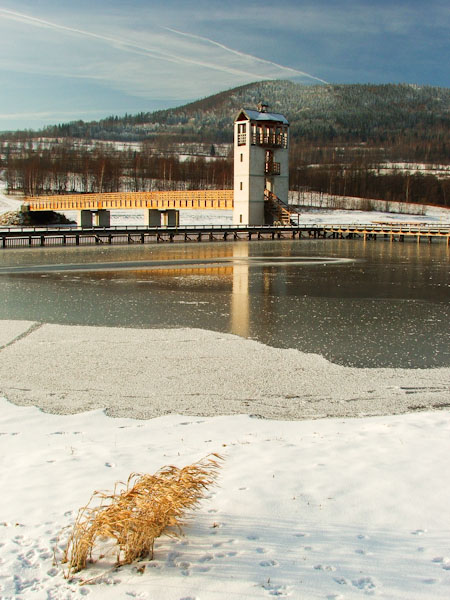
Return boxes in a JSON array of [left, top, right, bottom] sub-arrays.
[[163, 26, 329, 84], [0, 8, 271, 80]]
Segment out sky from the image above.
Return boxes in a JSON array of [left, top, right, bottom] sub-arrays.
[[0, 0, 448, 131]]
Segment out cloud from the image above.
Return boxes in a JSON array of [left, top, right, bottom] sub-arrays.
[[0, 6, 326, 91], [161, 26, 328, 84]]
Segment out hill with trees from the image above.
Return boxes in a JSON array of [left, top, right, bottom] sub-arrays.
[[32, 81, 449, 154], [1, 81, 449, 206]]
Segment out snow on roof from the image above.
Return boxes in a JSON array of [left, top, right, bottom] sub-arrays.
[[235, 108, 289, 125]]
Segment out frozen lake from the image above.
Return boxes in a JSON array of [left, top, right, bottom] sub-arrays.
[[1, 237, 449, 368]]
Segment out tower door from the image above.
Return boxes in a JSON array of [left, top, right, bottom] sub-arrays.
[[265, 150, 274, 194], [265, 150, 273, 174]]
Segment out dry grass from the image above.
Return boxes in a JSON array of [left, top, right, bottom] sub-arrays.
[[61, 453, 222, 577]]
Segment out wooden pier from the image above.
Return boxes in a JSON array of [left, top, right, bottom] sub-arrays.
[[1, 222, 450, 249]]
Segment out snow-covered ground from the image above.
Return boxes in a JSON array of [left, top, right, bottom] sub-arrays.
[[0, 322, 450, 599], [377, 162, 450, 178], [58, 205, 450, 228], [0, 184, 23, 215], [1, 397, 450, 600]]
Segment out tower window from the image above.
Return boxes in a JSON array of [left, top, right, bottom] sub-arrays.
[[237, 123, 246, 146], [240, 153, 243, 162], [240, 182, 243, 190]]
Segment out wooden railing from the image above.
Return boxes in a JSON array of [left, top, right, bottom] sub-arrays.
[[24, 190, 234, 211]]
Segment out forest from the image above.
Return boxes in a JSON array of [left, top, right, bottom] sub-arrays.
[[1, 80, 449, 207], [2, 139, 449, 207]]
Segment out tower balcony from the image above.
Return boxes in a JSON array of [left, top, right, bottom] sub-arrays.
[[251, 133, 287, 148], [265, 162, 281, 176]]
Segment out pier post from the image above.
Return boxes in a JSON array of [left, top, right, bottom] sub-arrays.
[[162, 210, 179, 227], [94, 209, 111, 227], [78, 210, 92, 228], [145, 210, 161, 227], [94, 210, 110, 227]]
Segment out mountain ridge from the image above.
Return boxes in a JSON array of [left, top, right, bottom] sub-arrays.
[[33, 80, 450, 145]]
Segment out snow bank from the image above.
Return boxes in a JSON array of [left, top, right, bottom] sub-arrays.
[[1, 398, 450, 599]]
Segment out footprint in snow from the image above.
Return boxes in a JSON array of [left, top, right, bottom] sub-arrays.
[[313, 564, 336, 572], [262, 582, 291, 597], [260, 559, 279, 567], [195, 565, 211, 573], [352, 576, 376, 591], [432, 556, 450, 569], [199, 553, 214, 563]]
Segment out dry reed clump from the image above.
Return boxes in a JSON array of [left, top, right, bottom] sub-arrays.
[[61, 453, 222, 577]]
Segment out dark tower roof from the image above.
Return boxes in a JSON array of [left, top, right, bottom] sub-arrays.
[[234, 108, 289, 125]]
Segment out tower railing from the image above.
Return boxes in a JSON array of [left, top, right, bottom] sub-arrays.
[[264, 162, 281, 176], [251, 134, 285, 148]]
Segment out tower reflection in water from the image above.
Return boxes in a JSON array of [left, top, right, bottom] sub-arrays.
[[231, 243, 250, 338]]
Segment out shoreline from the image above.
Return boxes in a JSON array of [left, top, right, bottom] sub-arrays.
[[1, 319, 449, 420]]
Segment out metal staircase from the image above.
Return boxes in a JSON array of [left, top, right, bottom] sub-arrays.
[[264, 190, 301, 225]]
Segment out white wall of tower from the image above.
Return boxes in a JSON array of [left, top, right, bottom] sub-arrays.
[[233, 112, 289, 225]]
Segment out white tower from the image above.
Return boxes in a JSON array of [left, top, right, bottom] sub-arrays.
[[233, 103, 289, 225]]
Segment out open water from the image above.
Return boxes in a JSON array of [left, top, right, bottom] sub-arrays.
[[0, 238, 449, 368]]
